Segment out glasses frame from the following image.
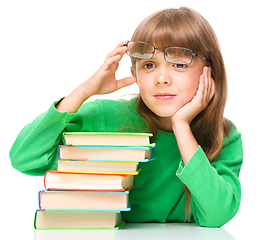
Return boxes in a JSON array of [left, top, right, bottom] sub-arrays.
[[123, 40, 211, 65]]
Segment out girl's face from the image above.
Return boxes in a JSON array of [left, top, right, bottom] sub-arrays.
[[132, 50, 207, 125]]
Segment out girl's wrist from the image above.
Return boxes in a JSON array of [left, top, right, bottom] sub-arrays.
[[172, 120, 198, 165], [172, 119, 190, 133], [56, 86, 92, 113]]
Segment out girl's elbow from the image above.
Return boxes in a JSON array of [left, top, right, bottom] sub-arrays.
[[196, 219, 225, 228], [10, 147, 21, 172], [10, 150, 28, 174], [195, 214, 231, 228], [194, 203, 240, 228]]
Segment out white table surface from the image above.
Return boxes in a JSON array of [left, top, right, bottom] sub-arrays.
[[34, 223, 237, 240], [3, 163, 260, 240], [4, 210, 259, 240]]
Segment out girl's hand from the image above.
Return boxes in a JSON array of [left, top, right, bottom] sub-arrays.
[[171, 66, 215, 126], [80, 40, 137, 97], [56, 41, 136, 113]]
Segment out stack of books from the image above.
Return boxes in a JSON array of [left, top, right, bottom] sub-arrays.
[[34, 132, 155, 230]]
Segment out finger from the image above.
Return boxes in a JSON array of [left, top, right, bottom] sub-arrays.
[[199, 67, 207, 103], [206, 67, 215, 101], [106, 47, 126, 60], [126, 41, 135, 52], [203, 67, 209, 102], [102, 54, 121, 71], [207, 67, 212, 95], [106, 41, 128, 59], [116, 77, 137, 90], [202, 66, 213, 103], [194, 74, 205, 102], [115, 40, 129, 48], [209, 78, 215, 99]]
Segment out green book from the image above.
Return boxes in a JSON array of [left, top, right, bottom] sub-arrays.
[[34, 210, 125, 230], [62, 132, 155, 147]]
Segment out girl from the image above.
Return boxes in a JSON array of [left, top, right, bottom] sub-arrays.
[[10, 7, 243, 227]]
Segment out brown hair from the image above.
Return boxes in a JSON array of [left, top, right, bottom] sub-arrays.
[[130, 7, 231, 220]]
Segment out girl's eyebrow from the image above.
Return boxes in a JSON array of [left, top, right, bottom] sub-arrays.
[[136, 58, 150, 64]]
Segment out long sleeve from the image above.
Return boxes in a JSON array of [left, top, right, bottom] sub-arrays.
[[9, 98, 141, 176], [176, 125, 243, 227], [9, 99, 76, 176]]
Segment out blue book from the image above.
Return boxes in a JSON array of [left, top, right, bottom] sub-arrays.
[[59, 145, 155, 161]]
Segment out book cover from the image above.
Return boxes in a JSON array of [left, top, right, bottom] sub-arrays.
[[62, 132, 155, 147], [57, 160, 141, 175], [58, 145, 154, 161], [44, 170, 135, 191], [34, 210, 125, 230], [38, 190, 131, 211]]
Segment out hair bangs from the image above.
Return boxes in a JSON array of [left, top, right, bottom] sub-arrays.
[[131, 8, 208, 56]]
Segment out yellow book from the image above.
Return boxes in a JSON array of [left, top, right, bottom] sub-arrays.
[[57, 160, 140, 175]]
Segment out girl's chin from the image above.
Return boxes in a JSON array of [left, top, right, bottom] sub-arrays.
[[152, 110, 178, 118]]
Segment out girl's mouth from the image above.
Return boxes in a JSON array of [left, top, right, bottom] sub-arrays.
[[154, 93, 176, 100]]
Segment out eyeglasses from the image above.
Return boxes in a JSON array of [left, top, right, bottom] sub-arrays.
[[123, 41, 210, 65]]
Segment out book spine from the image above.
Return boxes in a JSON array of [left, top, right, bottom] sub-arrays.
[[57, 169, 140, 175], [62, 132, 67, 145], [45, 186, 135, 192], [46, 170, 128, 177], [43, 202, 131, 212], [34, 210, 39, 229], [43, 171, 50, 191], [38, 190, 44, 210]]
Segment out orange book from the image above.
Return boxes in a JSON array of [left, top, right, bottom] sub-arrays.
[[44, 170, 134, 191]]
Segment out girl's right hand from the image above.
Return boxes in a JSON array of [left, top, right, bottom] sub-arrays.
[[56, 41, 136, 113], [80, 40, 136, 97]]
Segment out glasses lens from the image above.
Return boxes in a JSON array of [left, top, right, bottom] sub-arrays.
[[127, 41, 154, 59], [165, 47, 193, 64]]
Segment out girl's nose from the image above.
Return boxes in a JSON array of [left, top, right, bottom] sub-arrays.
[[154, 70, 173, 85], [152, 51, 173, 86]]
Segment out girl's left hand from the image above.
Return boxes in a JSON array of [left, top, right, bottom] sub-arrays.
[[171, 66, 215, 126]]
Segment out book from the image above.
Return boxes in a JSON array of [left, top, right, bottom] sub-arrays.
[[34, 210, 124, 230], [34, 132, 156, 230], [57, 160, 140, 175], [44, 170, 134, 191], [38, 190, 130, 211], [62, 132, 155, 147], [58, 145, 154, 161]]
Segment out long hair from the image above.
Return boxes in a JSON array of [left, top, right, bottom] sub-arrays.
[[130, 7, 231, 220]]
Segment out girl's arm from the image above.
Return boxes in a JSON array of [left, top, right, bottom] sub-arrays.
[[171, 66, 214, 165], [10, 41, 136, 175], [56, 41, 136, 113], [9, 100, 76, 175], [176, 126, 243, 227], [172, 67, 242, 227]]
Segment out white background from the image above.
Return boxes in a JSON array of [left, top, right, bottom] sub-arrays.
[[1, 0, 260, 239]]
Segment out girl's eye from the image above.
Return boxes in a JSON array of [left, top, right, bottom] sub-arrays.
[[143, 63, 156, 69], [173, 63, 187, 68]]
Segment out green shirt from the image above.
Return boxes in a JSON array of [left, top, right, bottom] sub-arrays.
[[9, 97, 243, 227]]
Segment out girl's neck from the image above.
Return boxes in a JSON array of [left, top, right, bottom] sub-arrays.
[[158, 117, 173, 132]]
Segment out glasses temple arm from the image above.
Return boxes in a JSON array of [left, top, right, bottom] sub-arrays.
[[193, 53, 212, 64]]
